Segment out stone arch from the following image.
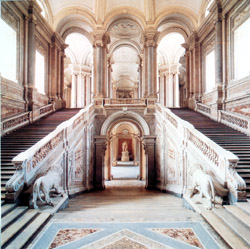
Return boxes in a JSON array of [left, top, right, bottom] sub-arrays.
[[104, 8, 146, 31], [100, 111, 150, 136], [53, 7, 96, 31], [155, 6, 198, 32], [109, 40, 142, 56], [157, 27, 188, 45], [61, 27, 93, 45]]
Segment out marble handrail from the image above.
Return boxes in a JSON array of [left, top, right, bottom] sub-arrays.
[[156, 104, 246, 202], [1, 104, 55, 136], [196, 102, 250, 135], [6, 104, 94, 201]]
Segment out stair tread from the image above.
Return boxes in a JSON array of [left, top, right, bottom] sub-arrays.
[[1, 206, 29, 230], [213, 207, 250, 245], [224, 205, 250, 228], [1, 209, 39, 246], [202, 210, 249, 249], [5, 212, 51, 249], [1, 203, 17, 217]]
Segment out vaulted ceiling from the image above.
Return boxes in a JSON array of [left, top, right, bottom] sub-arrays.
[[40, 0, 214, 91]]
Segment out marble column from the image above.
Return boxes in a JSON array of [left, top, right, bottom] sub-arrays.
[[107, 58, 112, 98], [27, 12, 36, 110], [174, 73, 180, 107], [215, 15, 223, 110], [94, 136, 106, 190], [142, 136, 156, 189], [93, 32, 109, 99], [144, 32, 158, 98], [71, 73, 77, 108]]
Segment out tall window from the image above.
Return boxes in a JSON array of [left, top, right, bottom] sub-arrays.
[[0, 18, 17, 82], [234, 17, 250, 80], [35, 50, 45, 94], [205, 50, 215, 93], [205, 0, 214, 17]]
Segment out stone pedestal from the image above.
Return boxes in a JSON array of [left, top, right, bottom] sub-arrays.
[[121, 151, 129, 162]]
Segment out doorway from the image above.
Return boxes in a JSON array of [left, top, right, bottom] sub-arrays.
[[104, 121, 146, 183]]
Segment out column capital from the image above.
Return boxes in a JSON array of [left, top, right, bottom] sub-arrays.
[[143, 30, 159, 47], [93, 30, 110, 47]]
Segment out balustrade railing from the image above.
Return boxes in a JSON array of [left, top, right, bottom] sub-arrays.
[[104, 98, 146, 106], [1, 104, 55, 136], [5, 105, 94, 201], [196, 102, 250, 136], [156, 104, 246, 203]]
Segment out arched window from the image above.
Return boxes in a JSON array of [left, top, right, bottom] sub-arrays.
[[0, 18, 17, 82], [205, 0, 214, 17], [233, 17, 250, 80]]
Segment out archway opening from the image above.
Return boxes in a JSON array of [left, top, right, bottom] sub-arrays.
[[157, 32, 185, 107], [103, 120, 146, 188], [64, 32, 93, 108]]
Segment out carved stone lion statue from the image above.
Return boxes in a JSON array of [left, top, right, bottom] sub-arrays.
[[190, 168, 229, 210], [190, 169, 215, 210], [31, 169, 63, 209]]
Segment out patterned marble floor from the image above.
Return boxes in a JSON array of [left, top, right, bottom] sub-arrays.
[[32, 222, 221, 249], [30, 180, 229, 249]]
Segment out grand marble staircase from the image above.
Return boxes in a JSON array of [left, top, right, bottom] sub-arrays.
[[1, 108, 80, 248], [170, 108, 250, 199]]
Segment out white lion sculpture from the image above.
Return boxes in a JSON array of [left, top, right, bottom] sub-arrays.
[[32, 169, 63, 209], [190, 169, 215, 210]]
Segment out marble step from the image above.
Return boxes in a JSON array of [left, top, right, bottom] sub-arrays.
[[1, 206, 29, 230], [213, 206, 250, 246], [1, 209, 39, 247], [1, 203, 17, 217], [5, 212, 51, 249], [236, 200, 250, 215], [202, 210, 249, 249], [224, 205, 250, 228]]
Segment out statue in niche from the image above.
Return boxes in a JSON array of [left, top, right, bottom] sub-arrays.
[[121, 141, 129, 161], [122, 141, 128, 152]]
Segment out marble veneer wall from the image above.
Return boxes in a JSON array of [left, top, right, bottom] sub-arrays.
[[1, 1, 65, 119], [185, 0, 250, 114]]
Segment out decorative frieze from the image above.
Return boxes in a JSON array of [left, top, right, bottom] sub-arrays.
[[32, 131, 63, 168]]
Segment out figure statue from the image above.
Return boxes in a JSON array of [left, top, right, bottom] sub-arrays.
[[121, 141, 129, 161], [122, 141, 128, 152], [31, 168, 63, 209]]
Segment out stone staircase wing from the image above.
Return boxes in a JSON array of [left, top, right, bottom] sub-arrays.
[[170, 108, 250, 199], [1, 108, 81, 202]]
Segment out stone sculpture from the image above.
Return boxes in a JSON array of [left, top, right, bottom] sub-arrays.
[[121, 141, 129, 161], [32, 169, 63, 209], [190, 169, 215, 210]]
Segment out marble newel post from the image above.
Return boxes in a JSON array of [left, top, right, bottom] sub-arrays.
[[215, 12, 223, 110], [142, 136, 156, 189], [27, 7, 36, 111], [144, 31, 158, 98], [93, 31, 110, 102], [94, 136, 106, 190]]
